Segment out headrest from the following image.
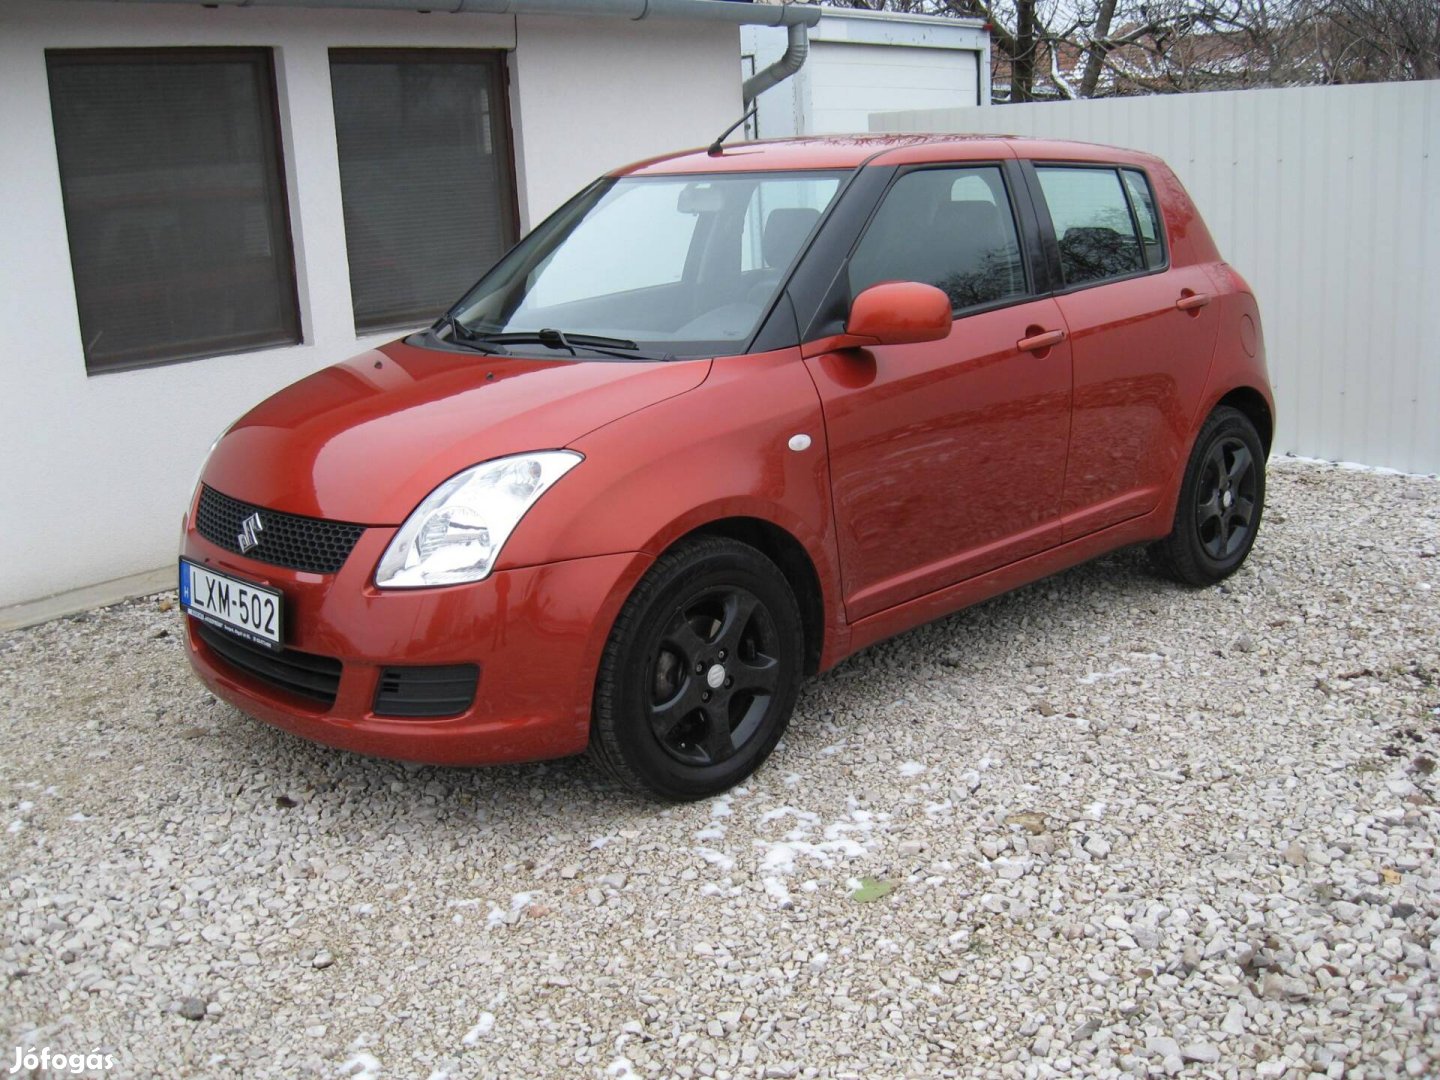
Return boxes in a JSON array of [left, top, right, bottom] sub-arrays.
[[762, 207, 821, 268]]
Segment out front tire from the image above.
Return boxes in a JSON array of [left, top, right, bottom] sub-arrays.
[[590, 536, 804, 800], [1150, 405, 1266, 586]]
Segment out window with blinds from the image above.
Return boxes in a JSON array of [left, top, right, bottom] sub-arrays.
[[329, 50, 518, 333], [46, 49, 301, 375]]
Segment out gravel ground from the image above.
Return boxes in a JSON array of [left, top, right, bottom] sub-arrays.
[[2, 458, 1438, 1080]]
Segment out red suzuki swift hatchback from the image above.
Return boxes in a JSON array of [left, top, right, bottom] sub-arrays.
[[180, 135, 1272, 800]]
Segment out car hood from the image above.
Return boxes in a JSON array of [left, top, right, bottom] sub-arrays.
[[202, 338, 712, 524]]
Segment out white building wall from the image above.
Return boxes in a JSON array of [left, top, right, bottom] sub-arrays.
[[743, 11, 988, 139], [0, 1, 738, 613], [872, 82, 1440, 475], [805, 42, 980, 134], [512, 17, 739, 223]]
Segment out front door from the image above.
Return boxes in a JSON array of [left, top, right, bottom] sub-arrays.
[[805, 164, 1073, 622]]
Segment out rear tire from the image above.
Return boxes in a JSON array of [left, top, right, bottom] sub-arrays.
[[590, 536, 803, 800], [1150, 406, 1266, 586]]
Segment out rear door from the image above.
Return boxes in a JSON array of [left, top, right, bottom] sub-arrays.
[[804, 162, 1073, 621], [1027, 163, 1221, 539]]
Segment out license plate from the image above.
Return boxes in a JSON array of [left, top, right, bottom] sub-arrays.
[[179, 559, 284, 651]]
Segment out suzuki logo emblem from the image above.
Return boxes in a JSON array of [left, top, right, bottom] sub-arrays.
[[237, 512, 265, 553]]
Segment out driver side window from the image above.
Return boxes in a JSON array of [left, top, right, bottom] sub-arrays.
[[848, 165, 1027, 311]]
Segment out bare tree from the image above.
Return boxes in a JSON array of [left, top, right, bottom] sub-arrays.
[[807, 0, 1439, 99], [1316, 0, 1440, 81]]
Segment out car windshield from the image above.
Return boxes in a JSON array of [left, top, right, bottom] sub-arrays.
[[447, 171, 846, 358]]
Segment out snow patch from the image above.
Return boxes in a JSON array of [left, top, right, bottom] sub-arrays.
[[757, 806, 818, 826], [1281, 453, 1420, 477], [763, 877, 794, 909], [461, 1012, 495, 1045], [695, 847, 735, 872], [337, 1052, 382, 1080], [755, 800, 885, 878], [1079, 665, 1131, 685], [486, 892, 536, 928]]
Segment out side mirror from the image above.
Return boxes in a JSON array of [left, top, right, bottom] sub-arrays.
[[801, 281, 952, 357]]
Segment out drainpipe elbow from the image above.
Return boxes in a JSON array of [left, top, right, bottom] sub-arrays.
[[742, 21, 809, 106]]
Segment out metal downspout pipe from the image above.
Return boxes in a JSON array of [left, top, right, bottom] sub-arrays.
[[742, 20, 809, 108]]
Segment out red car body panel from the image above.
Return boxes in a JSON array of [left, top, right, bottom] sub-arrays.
[[183, 525, 649, 763], [181, 135, 1273, 767], [806, 294, 1074, 621], [203, 344, 710, 524]]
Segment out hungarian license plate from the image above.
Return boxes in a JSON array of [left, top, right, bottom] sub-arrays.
[[179, 559, 284, 650]]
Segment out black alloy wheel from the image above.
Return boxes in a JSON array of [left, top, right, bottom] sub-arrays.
[[1151, 405, 1267, 586], [591, 536, 803, 800], [1195, 435, 1259, 561], [648, 585, 781, 767]]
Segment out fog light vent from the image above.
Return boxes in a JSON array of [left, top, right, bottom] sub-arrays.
[[373, 664, 479, 718]]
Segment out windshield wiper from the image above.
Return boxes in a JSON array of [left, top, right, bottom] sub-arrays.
[[475, 329, 674, 362], [432, 313, 510, 356]]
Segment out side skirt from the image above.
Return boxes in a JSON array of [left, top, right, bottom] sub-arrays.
[[833, 500, 1175, 663]]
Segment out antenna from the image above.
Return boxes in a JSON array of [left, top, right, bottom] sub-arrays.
[[707, 107, 758, 157]]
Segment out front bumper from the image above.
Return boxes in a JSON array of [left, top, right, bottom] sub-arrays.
[[180, 520, 649, 765]]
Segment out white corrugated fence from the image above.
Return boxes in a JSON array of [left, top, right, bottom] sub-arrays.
[[872, 81, 1440, 475]]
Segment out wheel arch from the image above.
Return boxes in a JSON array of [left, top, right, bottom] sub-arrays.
[[1215, 385, 1274, 455]]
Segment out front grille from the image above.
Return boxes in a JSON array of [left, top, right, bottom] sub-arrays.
[[196, 485, 366, 574], [194, 620, 342, 706], [373, 664, 480, 718]]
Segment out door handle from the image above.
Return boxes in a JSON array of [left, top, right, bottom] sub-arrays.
[[1176, 292, 1212, 311], [1017, 328, 1065, 353]]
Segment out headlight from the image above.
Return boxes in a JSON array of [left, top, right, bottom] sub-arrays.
[[375, 451, 583, 588]]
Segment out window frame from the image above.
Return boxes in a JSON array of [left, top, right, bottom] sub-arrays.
[[843, 159, 1043, 321], [328, 47, 521, 334], [45, 46, 302, 375], [1120, 167, 1169, 273], [1020, 161, 1170, 295]]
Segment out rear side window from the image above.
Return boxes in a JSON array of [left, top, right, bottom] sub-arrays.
[[1035, 167, 1145, 287], [1122, 168, 1166, 269], [849, 165, 1027, 311]]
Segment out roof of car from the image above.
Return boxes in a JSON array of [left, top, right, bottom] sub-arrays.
[[616, 134, 1161, 176]]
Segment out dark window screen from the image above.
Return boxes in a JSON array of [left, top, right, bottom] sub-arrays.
[[848, 166, 1027, 311], [330, 50, 517, 333], [46, 49, 300, 375], [1035, 166, 1146, 287]]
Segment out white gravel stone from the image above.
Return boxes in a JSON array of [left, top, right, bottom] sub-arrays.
[[1, 460, 1437, 1078]]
